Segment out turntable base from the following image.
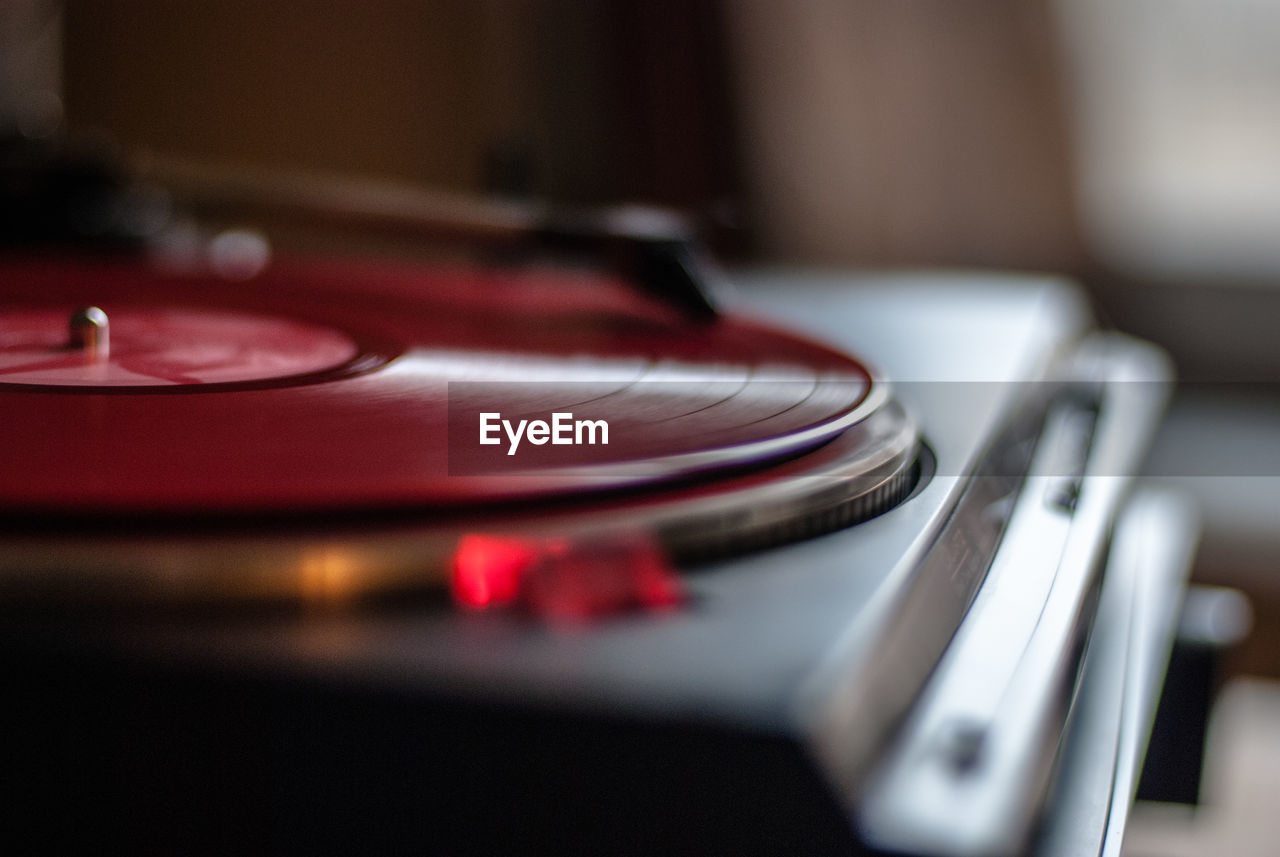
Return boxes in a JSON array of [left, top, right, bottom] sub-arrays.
[[0, 266, 1183, 857]]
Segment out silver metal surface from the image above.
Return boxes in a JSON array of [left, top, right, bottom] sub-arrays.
[[859, 334, 1173, 857], [1033, 490, 1197, 857]]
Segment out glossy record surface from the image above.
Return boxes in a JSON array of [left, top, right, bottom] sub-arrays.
[[0, 257, 882, 515]]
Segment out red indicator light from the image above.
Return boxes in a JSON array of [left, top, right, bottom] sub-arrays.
[[524, 536, 683, 621], [451, 534, 538, 608], [450, 532, 685, 620]]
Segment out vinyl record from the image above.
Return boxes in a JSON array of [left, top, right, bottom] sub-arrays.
[[0, 256, 889, 515]]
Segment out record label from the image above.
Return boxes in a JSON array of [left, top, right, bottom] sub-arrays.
[[0, 307, 359, 386]]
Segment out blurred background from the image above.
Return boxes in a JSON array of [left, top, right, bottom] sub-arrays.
[[4, 1, 1279, 852]]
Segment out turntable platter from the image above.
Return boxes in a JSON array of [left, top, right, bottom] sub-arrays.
[[0, 256, 918, 604]]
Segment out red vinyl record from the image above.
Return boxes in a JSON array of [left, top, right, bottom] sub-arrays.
[[0, 256, 886, 516]]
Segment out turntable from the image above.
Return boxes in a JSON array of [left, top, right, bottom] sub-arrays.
[[0, 171, 1194, 856]]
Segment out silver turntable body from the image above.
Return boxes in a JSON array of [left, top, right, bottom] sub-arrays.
[[1, 269, 1193, 857]]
